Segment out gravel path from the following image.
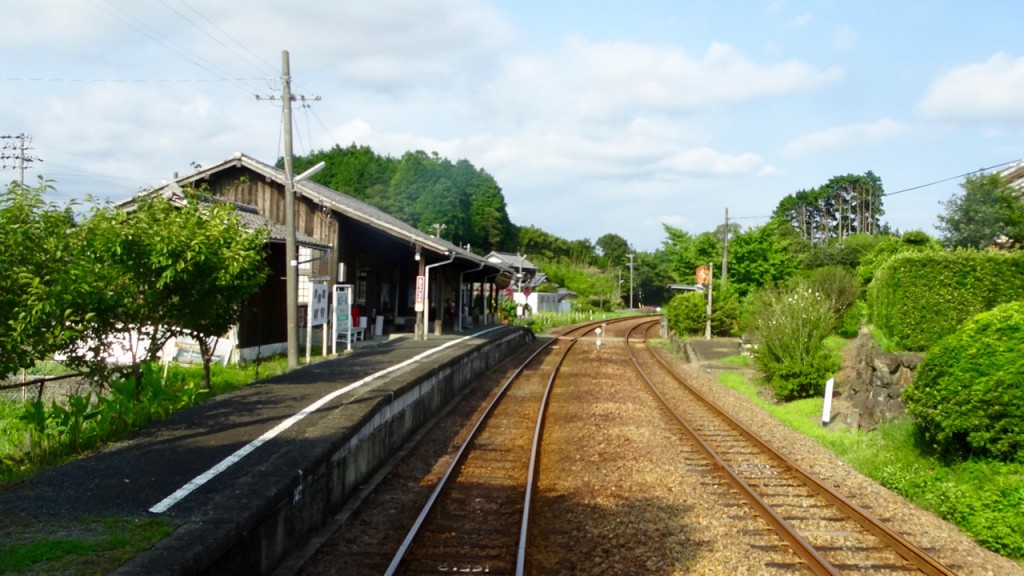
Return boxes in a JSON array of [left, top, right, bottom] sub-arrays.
[[658, 347, 1023, 576]]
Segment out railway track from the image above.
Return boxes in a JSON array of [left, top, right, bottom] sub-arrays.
[[384, 317, 636, 575], [297, 316, 972, 574], [625, 319, 956, 575]]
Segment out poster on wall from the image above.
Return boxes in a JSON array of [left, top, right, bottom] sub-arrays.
[[333, 284, 353, 354]]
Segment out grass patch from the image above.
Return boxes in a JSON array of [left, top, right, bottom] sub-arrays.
[[717, 354, 751, 367], [712, 356, 1024, 562], [0, 517, 174, 574]]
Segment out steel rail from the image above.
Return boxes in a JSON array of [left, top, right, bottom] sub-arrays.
[[384, 318, 631, 575], [625, 320, 841, 576], [631, 321, 956, 576]]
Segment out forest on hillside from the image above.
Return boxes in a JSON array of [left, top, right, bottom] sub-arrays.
[[291, 145, 518, 254]]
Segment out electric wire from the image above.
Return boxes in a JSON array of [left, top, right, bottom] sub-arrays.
[[882, 159, 1021, 197], [167, 0, 279, 77], [86, 0, 261, 96]]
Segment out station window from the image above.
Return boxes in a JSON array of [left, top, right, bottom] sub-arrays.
[[298, 246, 312, 304]]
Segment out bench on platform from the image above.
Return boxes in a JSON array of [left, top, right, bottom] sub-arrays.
[[340, 327, 365, 341], [339, 317, 368, 342]]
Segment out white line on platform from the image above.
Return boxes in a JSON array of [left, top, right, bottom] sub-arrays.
[[149, 327, 503, 514]]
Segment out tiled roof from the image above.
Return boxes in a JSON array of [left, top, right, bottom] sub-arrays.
[[135, 152, 505, 268]]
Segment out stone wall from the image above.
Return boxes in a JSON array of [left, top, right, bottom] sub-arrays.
[[838, 329, 923, 430]]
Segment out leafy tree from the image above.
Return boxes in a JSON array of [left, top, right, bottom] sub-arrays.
[[660, 225, 723, 283], [799, 233, 883, 271], [540, 259, 616, 311], [595, 233, 632, 270], [634, 250, 674, 307], [728, 221, 798, 297], [0, 179, 94, 378], [154, 192, 268, 388], [775, 172, 885, 243], [69, 191, 268, 391], [937, 172, 1023, 249]]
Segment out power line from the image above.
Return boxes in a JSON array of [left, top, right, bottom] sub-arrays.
[[162, 0, 279, 78], [87, 0, 261, 96], [1, 77, 270, 83], [883, 159, 1021, 197]]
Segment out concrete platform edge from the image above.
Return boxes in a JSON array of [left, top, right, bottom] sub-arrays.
[[112, 327, 533, 576]]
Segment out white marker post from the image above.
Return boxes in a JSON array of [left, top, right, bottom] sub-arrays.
[[821, 377, 835, 425]]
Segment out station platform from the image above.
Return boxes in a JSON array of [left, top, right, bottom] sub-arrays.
[[0, 325, 533, 575]]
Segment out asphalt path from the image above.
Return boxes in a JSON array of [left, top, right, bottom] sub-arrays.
[[0, 329, 503, 523]]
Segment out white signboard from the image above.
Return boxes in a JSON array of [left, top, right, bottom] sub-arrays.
[[310, 284, 329, 327], [333, 284, 353, 354]]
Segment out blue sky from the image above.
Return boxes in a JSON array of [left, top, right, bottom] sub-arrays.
[[4, 1, 1024, 251]]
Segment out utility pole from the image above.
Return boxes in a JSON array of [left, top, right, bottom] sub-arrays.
[[256, 51, 320, 369], [1, 133, 42, 184], [627, 253, 635, 310], [721, 207, 729, 290], [705, 262, 714, 340], [281, 51, 300, 369]]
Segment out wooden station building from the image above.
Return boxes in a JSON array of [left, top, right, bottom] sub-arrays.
[[142, 152, 512, 362]]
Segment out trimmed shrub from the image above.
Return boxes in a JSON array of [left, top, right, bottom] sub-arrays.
[[868, 250, 1024, 351], [665, 286, 739, 336], [743, 282, 839, 400], [904, 302, 1024, 462], [855, 231, 942, 288]]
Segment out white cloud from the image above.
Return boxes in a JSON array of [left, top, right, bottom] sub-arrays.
[[919, 52, 1024, 124], [658, 148, 769, 177], [218, 0, 515, 90], [493, 37, 844, 123], [782, 119, 908, 156], [834, 27, 858, 51]]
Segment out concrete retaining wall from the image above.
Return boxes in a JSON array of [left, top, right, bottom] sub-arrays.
[[115, 328, 532, 576]]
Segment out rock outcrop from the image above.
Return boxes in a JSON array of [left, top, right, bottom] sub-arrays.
[[837, 329, 923, 430]]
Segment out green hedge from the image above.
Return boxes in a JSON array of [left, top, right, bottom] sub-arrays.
[[904, 301, 1024, 462], [868, 250, 1024, 351]]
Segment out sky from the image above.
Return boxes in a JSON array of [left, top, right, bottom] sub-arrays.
[[4, 1, 1024, 252]]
